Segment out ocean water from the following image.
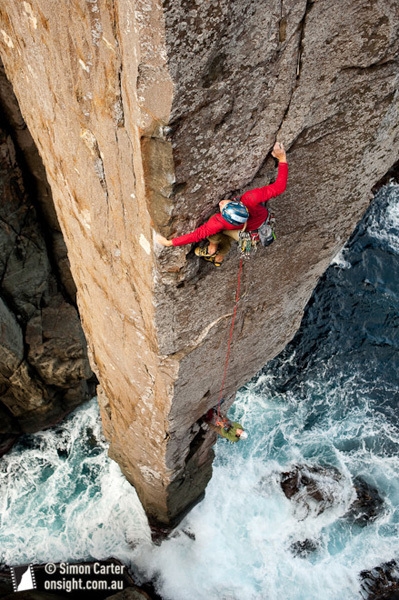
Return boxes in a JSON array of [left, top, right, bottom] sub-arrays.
[[1, 183, 399, 600]]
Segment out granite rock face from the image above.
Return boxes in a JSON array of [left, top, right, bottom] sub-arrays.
[[0, 0, 398, 526]]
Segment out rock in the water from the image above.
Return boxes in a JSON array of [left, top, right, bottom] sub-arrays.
[[344, 476, 384, 526], [360, 559, 399, 600], [281, 464, 345, 517], [0, 434, 19, 457], [290, 538, 320, 558], [281, 466, 385, 526]]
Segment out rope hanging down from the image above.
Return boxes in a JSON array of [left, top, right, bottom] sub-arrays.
[[216, 257, 244, 419]]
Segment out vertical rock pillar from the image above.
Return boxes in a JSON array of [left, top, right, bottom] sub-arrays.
[[0, 0, 213, 527]]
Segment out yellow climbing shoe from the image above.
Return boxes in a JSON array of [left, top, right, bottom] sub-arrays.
[[194, 246, 215, 258]]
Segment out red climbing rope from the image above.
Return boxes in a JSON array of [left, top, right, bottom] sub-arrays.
[[216, 257, 244, 418]]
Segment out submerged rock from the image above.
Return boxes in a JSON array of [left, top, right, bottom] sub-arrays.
[[345, 477, 384, 527], [281, 465, 385, 526], [280, 464, 345, 516], [344, 476, 384, 526], [360, 559, 399, 600], [289, 538, 320, 558]]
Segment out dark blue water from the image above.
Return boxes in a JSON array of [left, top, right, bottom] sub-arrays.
[[258, 181, 399, 463], [1, 183, 398, 600], [267, 184, 399, 412]]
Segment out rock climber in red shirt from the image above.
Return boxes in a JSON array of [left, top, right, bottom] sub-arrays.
[[156, 142, 288, 265]]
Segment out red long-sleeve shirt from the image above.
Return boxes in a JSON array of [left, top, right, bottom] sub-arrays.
[[172, 162, 288, 247]]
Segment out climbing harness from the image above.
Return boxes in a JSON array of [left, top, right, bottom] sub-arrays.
[[237, 213, 276, 257], [238, 213, 276, 256]]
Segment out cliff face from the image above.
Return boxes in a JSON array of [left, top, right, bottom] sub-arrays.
[[0, 0, 398, 527], [0, 64, 95, 450]]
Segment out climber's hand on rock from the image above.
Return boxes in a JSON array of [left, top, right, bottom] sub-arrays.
[[272, 141, 287, 163], [156, 234, 173, 247]]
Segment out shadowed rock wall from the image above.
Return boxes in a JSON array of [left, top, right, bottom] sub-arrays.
[[0, 68, 95, 448], [0, 0, 398, 527]]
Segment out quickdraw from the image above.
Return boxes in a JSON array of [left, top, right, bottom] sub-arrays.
[[238, 230, 260, 257]]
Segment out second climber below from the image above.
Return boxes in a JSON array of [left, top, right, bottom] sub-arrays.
[[156, 141, 288, 266]]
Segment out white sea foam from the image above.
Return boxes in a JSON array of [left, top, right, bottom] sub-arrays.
[[0, 399, 150, 568], [331, 248, 351, 269]]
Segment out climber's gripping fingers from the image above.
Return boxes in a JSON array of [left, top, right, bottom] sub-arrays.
[[156, 234, 173, 247], [271, 142, 287, 162]]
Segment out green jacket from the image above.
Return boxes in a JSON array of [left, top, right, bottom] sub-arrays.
[[218, 421, 243, 443]]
